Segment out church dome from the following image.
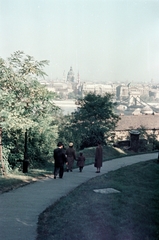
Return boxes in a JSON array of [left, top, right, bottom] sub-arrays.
[[67, 67, 75, 82]]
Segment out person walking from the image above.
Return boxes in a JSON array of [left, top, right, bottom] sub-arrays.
[[66, 142, 76, 172], [77, 152, 85, 172], [94, 142, 103, 173], [53, 142, 67, 179]]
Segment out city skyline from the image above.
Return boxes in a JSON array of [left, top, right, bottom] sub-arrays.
[[0, 0, 159, 83]]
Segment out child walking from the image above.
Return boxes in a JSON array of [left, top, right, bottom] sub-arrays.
[[77, 152, 85, 172]]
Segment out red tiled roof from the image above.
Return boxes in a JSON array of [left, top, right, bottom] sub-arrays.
[[115, 115, 159, 130]]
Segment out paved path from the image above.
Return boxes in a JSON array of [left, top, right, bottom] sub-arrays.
[[0, 153, 157, 240]]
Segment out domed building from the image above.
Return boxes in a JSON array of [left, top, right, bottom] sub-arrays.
[[67, 66, 75, 83], [141, 106, 153, 115], [132, 108, 142, 115]]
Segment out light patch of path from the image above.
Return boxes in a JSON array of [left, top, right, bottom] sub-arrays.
[[93, 188, 120, 194]]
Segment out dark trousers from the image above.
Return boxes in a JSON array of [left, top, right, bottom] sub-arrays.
[[79, 167, 83, 172], [54, 166, 64, 178]]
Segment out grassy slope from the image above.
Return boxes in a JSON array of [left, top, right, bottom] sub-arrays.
[[0, 169, 53, 193], [79, 145, 127, 166], [37, 160, 159, 240]]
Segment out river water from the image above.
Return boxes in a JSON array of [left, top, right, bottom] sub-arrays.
[[53, 100, 78, 115]]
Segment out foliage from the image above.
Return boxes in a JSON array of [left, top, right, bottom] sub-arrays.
[[137, 126, 158, 151], [58, 92, 119, 149], [0, 51, 60, 169], [154, 140, 159, 150]]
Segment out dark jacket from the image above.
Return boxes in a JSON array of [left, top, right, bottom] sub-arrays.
[[77, 155, 85, 167], [95, 145, 103, 168], [66, 147, 76, 161], [54, 148, 67, 167]]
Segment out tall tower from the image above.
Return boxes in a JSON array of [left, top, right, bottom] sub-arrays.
[[63, 71, 66, 82], [77, 71, 80, 86]]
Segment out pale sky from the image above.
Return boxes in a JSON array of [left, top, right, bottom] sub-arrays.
[[0, 0, 159, 83]]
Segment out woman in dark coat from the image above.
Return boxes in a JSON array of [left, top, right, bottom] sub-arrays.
[[77, 152, 85, 172], [66, 142, 76, 172], [94, 142, 103, 173]]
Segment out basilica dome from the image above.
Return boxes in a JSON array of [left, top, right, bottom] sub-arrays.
[[67, 66, 75, 82]]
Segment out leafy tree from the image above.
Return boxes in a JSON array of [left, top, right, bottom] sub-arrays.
[[137, 126, 159, 151], [0, 51, 60, 170], [58, 93, 119, 149]]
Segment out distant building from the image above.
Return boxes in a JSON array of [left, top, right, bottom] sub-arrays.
[[116, 85, 129, 100], [67, 67, 75, 83], [43, 69, 158, 104], [82, 83, 115, 96], [116, 84, 150, 101], [149, 90, 159, 99], [63, 71, 66, 82], [132, 108, 142, 115], [141, 106, 154, 115], [114, 115, 159, 141]]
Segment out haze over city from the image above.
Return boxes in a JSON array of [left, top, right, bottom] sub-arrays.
[[0, 0, 159, 83]]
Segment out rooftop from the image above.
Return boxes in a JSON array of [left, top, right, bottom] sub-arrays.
[[116, 115, 159, 130]]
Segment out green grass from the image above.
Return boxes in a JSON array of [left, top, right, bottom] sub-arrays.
[[0, 168, 53, 193], [37, 159, 159, 240], [74, 145, 127, 166]]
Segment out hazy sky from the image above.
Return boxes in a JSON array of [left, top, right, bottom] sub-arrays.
[[0, 0, 159, 83]]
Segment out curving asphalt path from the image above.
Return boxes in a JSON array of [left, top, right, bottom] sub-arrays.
[[0, 152, 157, 240]]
